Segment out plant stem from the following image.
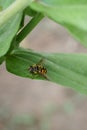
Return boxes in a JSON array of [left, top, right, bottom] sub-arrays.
[[16, 13, 44, 45], [0, 0, 33, 28]]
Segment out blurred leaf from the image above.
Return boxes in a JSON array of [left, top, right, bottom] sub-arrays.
[[30, 0, 87, 47], [24, 6, 37, 17], [0, 0, 22, 57], [0, 6, 2, 11], [63, 102, 74, 113], [12, 114, 35, 126], [0, 0, 14, 9], [0, 56, 5, 64], [40, 120, 50, 130], [6, 48, 87, 93]]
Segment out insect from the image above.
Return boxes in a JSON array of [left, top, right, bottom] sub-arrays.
[[28, 59, 49, 80]]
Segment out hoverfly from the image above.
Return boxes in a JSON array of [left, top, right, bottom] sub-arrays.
[[28, 59, 49, 80]]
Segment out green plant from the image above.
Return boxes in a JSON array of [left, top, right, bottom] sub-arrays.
[[1, 0, 87, 93]]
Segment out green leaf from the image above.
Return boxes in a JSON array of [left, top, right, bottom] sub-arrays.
[[0, 6, 2, 11], [0, 14, 22, 57], [24, 6, 37, 17], [30, 0, 87, 47], [0, 0, 14, 9], [0, 0, 23, 57], [0, 56, 5, 65], [0, 0, 33, 28], [6, 48, 87, 93]]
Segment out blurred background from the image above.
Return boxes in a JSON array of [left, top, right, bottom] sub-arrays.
[[0, 17, 87, 130]]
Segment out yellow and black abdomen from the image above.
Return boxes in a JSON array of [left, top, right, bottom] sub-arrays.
[[29, 64, 47, 75], [39, 67, 47, 75]]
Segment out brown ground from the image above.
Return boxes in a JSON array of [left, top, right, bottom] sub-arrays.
[[0, 18, 87, 130]]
